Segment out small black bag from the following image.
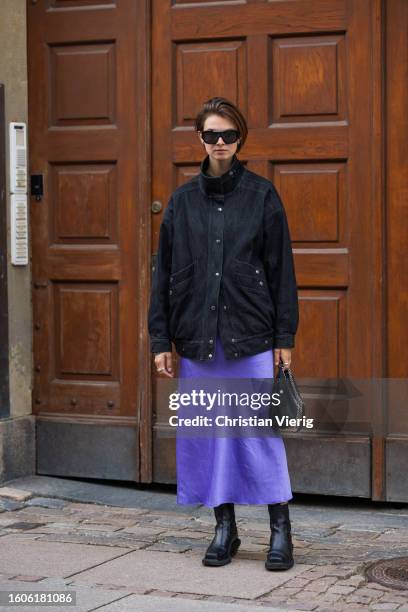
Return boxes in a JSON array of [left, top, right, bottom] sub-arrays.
[[270, 365, 305, 432]]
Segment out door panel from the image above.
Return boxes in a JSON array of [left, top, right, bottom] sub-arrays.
[[151, 0, 384, 497], [28, 0, 150, 481]]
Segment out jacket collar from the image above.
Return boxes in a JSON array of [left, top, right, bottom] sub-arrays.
[[198, 153, 245, 197]]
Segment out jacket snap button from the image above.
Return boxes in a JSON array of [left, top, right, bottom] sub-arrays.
[[215, 272, 220, 276], [209, 339, 214, 344], [210, 305, 216, 310], [231, 338, 235, 343], [216, 238, 221, 243], [217, 207, 223, 211], [264, 339, 269, 344], [169, 289, 173, 295], [223, 305, 227, 310], [234, 352, 238, 357], [255, 269, 260, 274], [259, 281, 263, 286], [208, 353, 213, 358]]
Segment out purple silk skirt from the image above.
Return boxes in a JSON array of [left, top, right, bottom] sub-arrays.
[[176, 332, 293, 508]]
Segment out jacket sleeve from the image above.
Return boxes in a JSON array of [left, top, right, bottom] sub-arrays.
[[148, 196, 174, 354], [262, 185, 299, 349]]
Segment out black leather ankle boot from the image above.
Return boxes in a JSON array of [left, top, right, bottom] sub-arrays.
[[265, 502, 294, 571], [202, 502, 241, 566]]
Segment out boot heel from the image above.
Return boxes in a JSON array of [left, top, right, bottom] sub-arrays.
[[230, 537, 241, 556]]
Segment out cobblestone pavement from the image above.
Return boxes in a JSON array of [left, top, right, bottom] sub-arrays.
[[0, 480, 408, 611]]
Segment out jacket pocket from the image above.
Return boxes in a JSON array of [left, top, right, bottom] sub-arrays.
[[232, 258, 264, 277], [234, 271, 269, 294], [169, 261, 196, 299], [168, 260, 196, 339], [169, 260, 195, 289], [232, 258, 269, 295]]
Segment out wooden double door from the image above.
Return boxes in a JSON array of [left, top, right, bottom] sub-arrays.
[[28, 0, 407, 501]]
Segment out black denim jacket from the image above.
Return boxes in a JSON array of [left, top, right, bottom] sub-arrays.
[[148, 154, 299, 361]]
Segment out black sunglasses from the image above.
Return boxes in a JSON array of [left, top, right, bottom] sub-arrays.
[[201, 129, 240, 145]]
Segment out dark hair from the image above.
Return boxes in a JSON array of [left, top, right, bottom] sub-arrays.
[[195, 97, 248, 153]]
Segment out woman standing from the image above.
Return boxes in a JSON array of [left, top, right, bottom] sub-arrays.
[[148, 97, 299, 571]]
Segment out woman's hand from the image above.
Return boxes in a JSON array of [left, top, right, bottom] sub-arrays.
[[154, 352, 174, 378], [274, 348, 292, 373]]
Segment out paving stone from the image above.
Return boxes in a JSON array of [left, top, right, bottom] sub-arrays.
[[239, 542, 268, 553], [205, 595, 241, 603], [378, 595, 408, 604], [284, 577, 312, 588], [330, 607, 367, 612], [5, 521, 48, 532], [313, 593, 341, 603], [28, 523, 87, 534], [303, 565, 339, 575], [78, 517, 140, 527], [273, 586, 303, 596], [159, 529, 208, 540], [25, 497, 68, 509], [0, 573, 16, 580], [291, 539, 309, 549], [36, 532, 150, 549], [160, 536, 205, 549], [374, 531, 408, 542], [326, 584, 356, 594], [302, 584, 328, 594], [0, 499, 25, 511], [119, 525, 167, 537], [0, 534, 130, 577], [345, 594, 373, 604], [145, 590, 177, 598], [322, 530, 381, 542], [95, 593, 286, 611], [258, 597, 292, 607], [73, 549, 312, 599], [0, 487, 32, 502], [144, 541, 194, 553], [64, 502, 107, 512], [304, 576, 333, 593], [355, 586, 384, 597], [12, 510, 79, 523], [0, 517, 23, 527], [369, 605, 401, 611], [323, 566, 356, 578], [365, 581, 398, 592], [173, 593, 205, 600], [9, 506, 68, 517], [10, 575, 45, 582], [72, 523, 123, 532], [0, 578, 132, 611], [337, 575, 366, 587], [283, 603, 318, 611], [149, 516, 198, 528]]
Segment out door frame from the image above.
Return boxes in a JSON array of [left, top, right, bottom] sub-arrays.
[[137, 0, 154, 483]]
